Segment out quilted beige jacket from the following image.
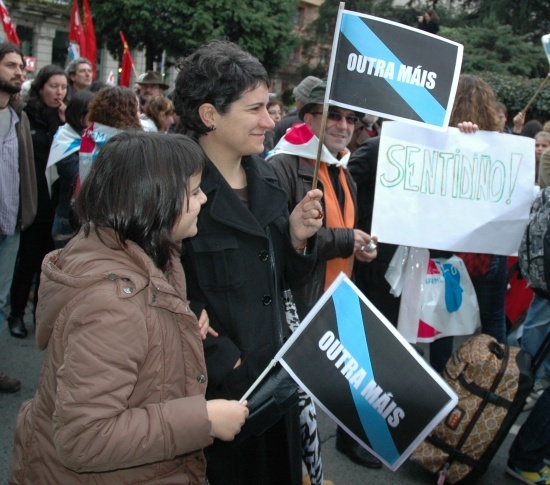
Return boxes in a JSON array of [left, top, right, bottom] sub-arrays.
[[9, 228, 213, 484]]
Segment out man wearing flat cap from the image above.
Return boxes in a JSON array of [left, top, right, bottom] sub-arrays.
[[266, 81, 381, 470], [272, 75, 321, 146], [136, 70, 169, 111]]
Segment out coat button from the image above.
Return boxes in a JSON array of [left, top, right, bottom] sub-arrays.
[[197, 375, 206, 383], [123, 287, 134, 294], [262, 294, 272, 305], [259, 250, 269, 262], [152, 294, 157, 303], [108, 273, 117, 281]]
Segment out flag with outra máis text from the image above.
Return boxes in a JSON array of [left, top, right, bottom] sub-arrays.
[[327, 10, 463, 130], [275, 273, 457, 470]]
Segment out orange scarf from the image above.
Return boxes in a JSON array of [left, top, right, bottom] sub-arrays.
[[318, 162, 356, 290]]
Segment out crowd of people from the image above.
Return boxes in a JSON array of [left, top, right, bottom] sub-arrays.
[[0, 30, 549, 485]]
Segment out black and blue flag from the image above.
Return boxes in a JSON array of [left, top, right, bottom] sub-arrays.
[[327, 11, 463, 130], [276, 273, 457, 470]]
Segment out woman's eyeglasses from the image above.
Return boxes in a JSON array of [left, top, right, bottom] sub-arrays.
[[310, 111, 359, 125]]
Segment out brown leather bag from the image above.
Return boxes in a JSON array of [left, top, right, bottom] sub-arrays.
[[410, 334, 532, 484]]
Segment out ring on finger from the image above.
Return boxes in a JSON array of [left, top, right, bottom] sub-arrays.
[[315, 209, 324, 220]]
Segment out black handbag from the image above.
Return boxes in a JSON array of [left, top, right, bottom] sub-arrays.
[[230, 362, 299, 445]]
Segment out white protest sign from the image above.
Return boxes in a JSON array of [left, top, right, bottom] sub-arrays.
[[371, 121, 535, 255], [542, 33, 550, 66]]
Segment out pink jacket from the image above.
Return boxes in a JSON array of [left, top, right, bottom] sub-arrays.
[[10, 228, 213, 484]]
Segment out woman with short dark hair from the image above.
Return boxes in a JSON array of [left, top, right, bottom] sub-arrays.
[[10, 132, 248, 483], [173, 40, 324, 485]]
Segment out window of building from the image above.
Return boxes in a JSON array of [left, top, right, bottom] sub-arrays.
[[16, 25, 34, 57], [319, 47, 329, 66], [295, 7, 305, 28], [52, 30, 68, 67]]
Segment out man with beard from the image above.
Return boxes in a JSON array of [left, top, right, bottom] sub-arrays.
[[0, 43, 36, 393], [136, 71, 168, 112]]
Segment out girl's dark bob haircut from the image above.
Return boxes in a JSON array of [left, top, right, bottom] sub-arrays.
[[75, 131, 206, 271]]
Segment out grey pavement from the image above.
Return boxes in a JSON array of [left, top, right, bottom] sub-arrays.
[[0, 308, 527, 484]]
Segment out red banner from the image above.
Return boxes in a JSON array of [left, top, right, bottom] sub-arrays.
[[119, 31, 134, 87], [82, 0, 96, 77], [0, 0, 20, 45], [68, 0, 86, 58]]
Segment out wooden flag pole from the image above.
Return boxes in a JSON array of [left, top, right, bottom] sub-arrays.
[[311, 1, 346, 189], [520, 73, 550, 115], [131, 62, 139, 81], [311, 106, 329, 190]]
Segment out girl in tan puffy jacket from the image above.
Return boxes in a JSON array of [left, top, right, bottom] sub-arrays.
[[9, 131, 248, 484]]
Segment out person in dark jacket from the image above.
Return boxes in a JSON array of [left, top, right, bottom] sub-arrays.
[[173, 40, 323, 485], [0, 42, 36, 392], [46, 89, 94, 248], [268, 81, 381, 471], [417, 8, 440, 35], [7, 65, 67, 339], [348, 136, 402, 326], [268, 81, 377, 322]]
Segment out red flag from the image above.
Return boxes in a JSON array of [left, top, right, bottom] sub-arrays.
[[68, 0, 86, 59], [0, 0, 20, 45], [82, 0, 96, 77], [119, 31, 134, 87]]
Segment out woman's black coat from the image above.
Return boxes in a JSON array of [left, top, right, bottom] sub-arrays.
[[181, 154, 316, 485]]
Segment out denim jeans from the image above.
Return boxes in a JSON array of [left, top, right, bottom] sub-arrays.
[[430, 255, 508, 373], [521, 294, 550, 380], [0, 230, 20, 325], [52, 214, 74, 249], [472, 255, 508, 344], [508, 386, 550, 471]]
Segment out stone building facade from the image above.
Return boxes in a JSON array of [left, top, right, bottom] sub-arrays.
[[4, 0, 148, 85]]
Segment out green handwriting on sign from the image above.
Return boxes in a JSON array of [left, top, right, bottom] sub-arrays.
[[379, 145, 523, 204]]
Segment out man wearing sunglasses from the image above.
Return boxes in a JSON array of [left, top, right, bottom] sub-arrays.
[[267, 81, 381, 471]]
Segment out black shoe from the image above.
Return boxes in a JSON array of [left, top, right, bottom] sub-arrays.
[[0, 372, 21, 393], [336, 428, 382, 469], [8, 316, 27, 339]]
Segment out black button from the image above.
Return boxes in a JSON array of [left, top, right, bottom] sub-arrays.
[[259, 250, 269, 262], [262, 295, 272, 305], [197, 375, 206, 384]]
